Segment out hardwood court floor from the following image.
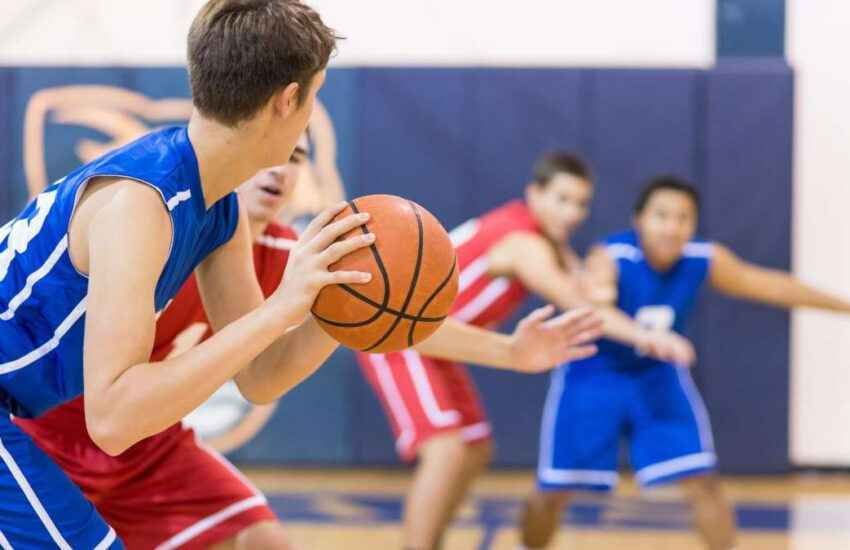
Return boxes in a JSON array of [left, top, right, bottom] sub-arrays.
[[244, 468, 850, 550]]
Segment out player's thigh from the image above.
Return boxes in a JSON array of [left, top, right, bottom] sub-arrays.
[[537, 365, 627, 492], [0, 417, 122, 549], [630, 364, 716, 487], [357, 350, 469, 460], [209, 520, 293, 550]]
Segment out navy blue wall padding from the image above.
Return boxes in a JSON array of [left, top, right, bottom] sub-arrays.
[[0, 63, 794, 473], [0, 69, 14, 222], [697, 61, 793, 473]]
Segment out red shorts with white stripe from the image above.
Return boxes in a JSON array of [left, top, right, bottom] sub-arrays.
[[16, 418, 276, 550], [357, 350, 492, 462]]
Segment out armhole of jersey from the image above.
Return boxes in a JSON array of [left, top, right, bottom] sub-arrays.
[[66, 174, 175, 280]]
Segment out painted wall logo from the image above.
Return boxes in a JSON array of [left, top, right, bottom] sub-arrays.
[[23, 85, 193, 197]]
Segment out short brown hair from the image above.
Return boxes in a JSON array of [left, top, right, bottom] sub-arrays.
[[188, 0, 339, 126], [532, 151, 592, 187]]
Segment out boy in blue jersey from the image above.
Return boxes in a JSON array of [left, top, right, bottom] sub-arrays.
[[0, 2, 367, 548], [517, 176, 850, 550]]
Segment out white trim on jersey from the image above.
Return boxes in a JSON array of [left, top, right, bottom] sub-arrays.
[[676, 368, 715, 453], [683, 242, 714, 258], [0, 298, 87, 375], [1, 236, 68, 321], [93, 528, 118, 550], [166, 189, 192, 211], [153, 495, 267, 550], [403, 350, 461, 427], [255, 234, 296, 251], [448, 219, 480, 248], [369, 354, 417, 455], [460, 421, 492, 442], [452, 277, 511, 322], [635, 452, 716, 485], [0, 435, 73, 549], [0, 529, 12, 550], [605, 243, 643, 262], [458, 257, 490, 293]]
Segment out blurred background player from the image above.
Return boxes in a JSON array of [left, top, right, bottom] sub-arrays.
[[15, 137, 308, 550], [358, 153, 696, 550], [518, 175, 850, 550]]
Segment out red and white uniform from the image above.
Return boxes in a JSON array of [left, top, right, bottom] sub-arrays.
[[15, 223, 297, 550], [357, 200, 541, 460]]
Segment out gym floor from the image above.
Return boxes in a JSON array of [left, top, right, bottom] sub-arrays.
[[244, 468, 850, 549]]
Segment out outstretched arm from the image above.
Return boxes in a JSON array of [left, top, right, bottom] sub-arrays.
[[494, 233, 693, 364], [414, 306, 602, 373], [709, 243, 850, 313]]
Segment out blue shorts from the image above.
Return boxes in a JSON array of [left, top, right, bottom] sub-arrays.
[[536, 363, 716, 492], [0, 414, 123, 549]]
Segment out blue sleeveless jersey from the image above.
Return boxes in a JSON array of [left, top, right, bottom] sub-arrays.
[[576, 230, 713, 370], [0, 126, 239, 418]]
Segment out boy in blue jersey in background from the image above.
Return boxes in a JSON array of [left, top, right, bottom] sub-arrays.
[[517, 176, 850, 550]]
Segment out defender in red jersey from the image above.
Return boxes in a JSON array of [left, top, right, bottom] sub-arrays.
[[15, 140, 308, 550], [358, 152, 697, 550]]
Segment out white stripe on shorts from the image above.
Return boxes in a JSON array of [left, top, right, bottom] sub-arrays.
[[153, 495, 266, 550], [0, 435, 72, 549]]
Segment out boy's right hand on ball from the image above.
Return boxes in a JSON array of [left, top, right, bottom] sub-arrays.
[[273, 202, 374, 325]]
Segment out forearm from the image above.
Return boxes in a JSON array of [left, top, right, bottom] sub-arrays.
[[88, 303, 294, 454], [596, 306, 646, 347], [414, 318, 515, 370], [234, 315, 339, 403], [728, 269, 850, 313]]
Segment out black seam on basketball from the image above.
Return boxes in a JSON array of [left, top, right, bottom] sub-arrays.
[[362, 201, 425, 352], [337, 284, 446, 322], [311, 199, 392, 327], [407, 257, 457, 346]]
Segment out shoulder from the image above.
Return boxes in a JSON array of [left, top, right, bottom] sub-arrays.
[[601, 231, 642, 262], [682, 238, 715, 260], [93, 179, 171, 231]]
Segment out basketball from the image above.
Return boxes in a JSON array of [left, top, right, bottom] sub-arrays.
[[311, 194, 459, 353]]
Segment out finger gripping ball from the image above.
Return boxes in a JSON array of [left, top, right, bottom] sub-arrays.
[[311, 194, 459, 353]]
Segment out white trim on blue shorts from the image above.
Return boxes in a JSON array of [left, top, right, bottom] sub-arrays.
[[0, 434, 73, 549], [635, 451, 716, 485], [536, 367, 620, 489]]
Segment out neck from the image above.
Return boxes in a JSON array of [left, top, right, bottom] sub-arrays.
[[249, 218, 270, 240], [187, 112, 266, 209]]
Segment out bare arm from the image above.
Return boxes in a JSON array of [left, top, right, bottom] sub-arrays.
[[414, 306, 602, 373], [710, 243, 850, 313], [84, 191, 370, 455], [495, 234, 669, 351], [197, 202, 371, 404]]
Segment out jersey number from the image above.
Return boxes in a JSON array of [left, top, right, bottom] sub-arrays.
[[635, 305, 675, 332]]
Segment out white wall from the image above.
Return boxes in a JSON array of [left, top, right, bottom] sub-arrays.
[[787, 0, 850, 466], [0, 0, 714, 67]]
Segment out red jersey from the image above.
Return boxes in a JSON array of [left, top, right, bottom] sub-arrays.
[[448, 200, 541, 327], [17, 222, 297, 449]]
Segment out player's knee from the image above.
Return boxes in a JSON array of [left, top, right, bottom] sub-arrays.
[[679, 473, 724, 500], [467, 438, 494, 470], [234, 520, 294, 550], [537, 489, 571, 512]]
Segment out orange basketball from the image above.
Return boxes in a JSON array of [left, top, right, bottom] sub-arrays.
[[312, 195, 459, 353]]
